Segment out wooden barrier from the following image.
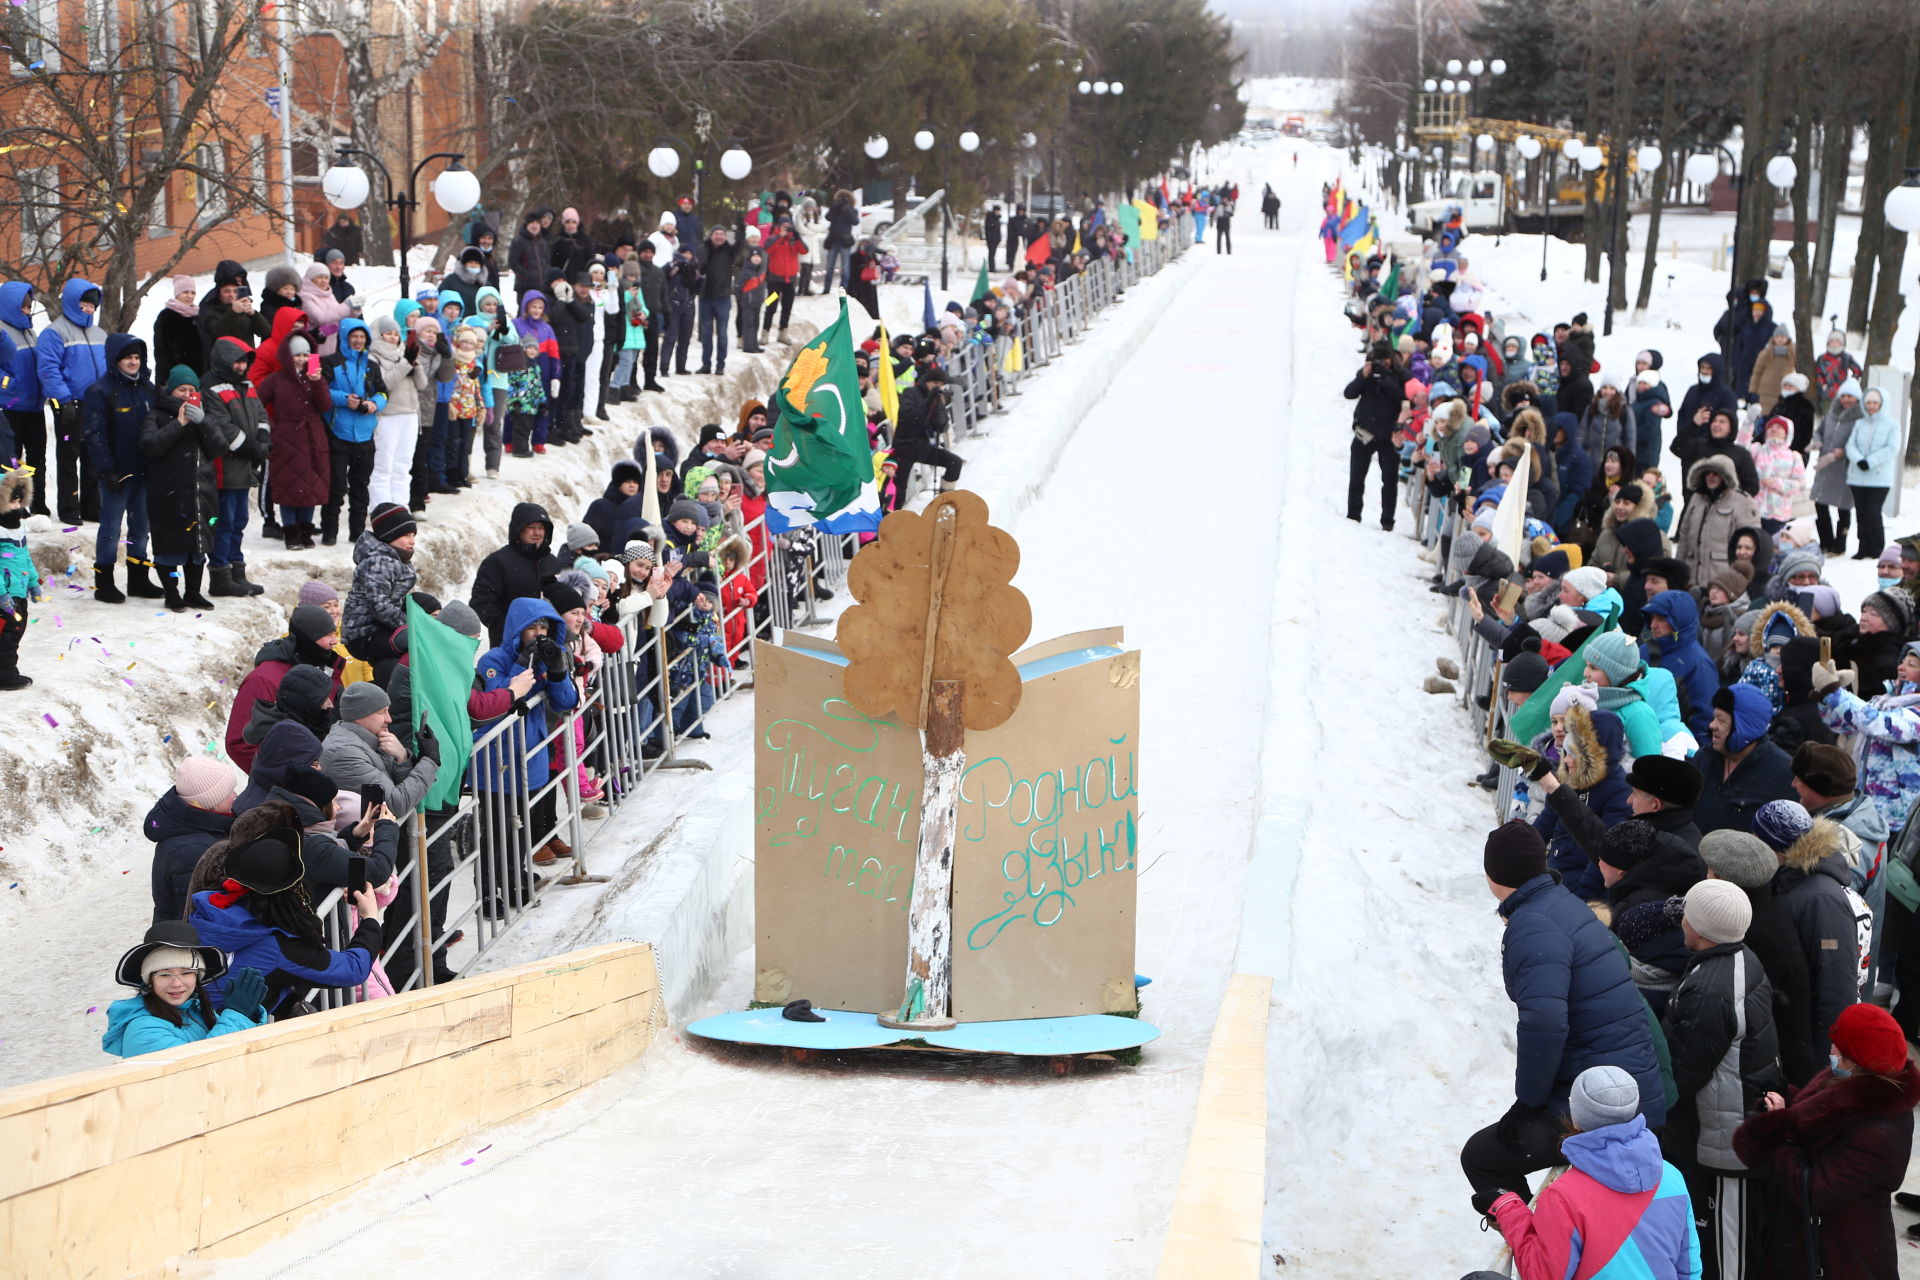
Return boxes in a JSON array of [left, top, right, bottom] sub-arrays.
[[1155, 973, 1272, 1280], [0, 942, 660, 1279]]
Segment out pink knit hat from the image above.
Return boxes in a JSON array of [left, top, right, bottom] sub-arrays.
[[296, 578, 339, 608], [175, 758, 237, 811]]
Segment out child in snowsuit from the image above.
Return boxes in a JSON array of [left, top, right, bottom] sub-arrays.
[[505, 338, 548, 457], [0, 462, 39, 689]]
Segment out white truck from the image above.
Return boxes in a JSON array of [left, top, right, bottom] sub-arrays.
[[1408, 168, 1589, 238], [1409, 171, 1506, 235]]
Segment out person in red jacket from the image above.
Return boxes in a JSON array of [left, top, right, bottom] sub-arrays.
[[223, 605, 341, 771], [1734, 1002, 1920, 1280], [717, 533, 756, 664], [256, 322, 334, 549], [761, 218, 809, 339]]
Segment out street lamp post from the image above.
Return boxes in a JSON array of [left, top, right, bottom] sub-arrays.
[[916, 127, 980, 293], [646, 135, 753, 220], [1882, 169, 1920, 469], [1685, 138, 1795, 365], [324, 148, 481, 298], [1076, 79, 1126, 203]]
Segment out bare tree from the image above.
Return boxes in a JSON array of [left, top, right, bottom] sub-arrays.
[[0, 0, 285, 330], [286, 0, 467, 266]]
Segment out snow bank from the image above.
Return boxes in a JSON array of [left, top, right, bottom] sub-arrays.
[[0, 260, 925, 1088]]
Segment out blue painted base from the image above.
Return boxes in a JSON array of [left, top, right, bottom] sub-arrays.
[[685, 1008, 1161, 1057]]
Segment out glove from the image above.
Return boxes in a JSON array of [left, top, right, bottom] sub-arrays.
[[220, 967, 269, 1021], [1812, 660, 1842, 699], [416, 720, 442, 765], [347, 293, 366, 310], [1487, 739, 1550, 781], [1858, 459, 1870, 471], [549, 378, 561, 398], [1470, 1190, 1504, 1218], [1495, 1099, 1549, 1147]]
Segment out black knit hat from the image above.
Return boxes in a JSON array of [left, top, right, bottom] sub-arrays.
[[544, 581, 588, 616], [1484, 822, 1548, 888], [371, 502, 417, 544], [1503, 651, 1552, 695], [283, 767, 339, 813], [1526, 549, 1571, 579], [1596, 819, 1657, 872], [1625, 755, 1702, 809]]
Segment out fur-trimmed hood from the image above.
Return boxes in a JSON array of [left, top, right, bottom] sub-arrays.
[[717, 533, 753, 577], [1748, 599, 1814, 654], [1686, 453, 1741, 495], [1601, 482, 1659, 532], [1779, 815, 1847, 873], [0, 463, 31, 510], [1501, 380, 1540, 415], [1559, 703, 1627, 792]]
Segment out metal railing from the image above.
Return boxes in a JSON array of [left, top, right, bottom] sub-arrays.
[[292, 210, 1194, 1010]]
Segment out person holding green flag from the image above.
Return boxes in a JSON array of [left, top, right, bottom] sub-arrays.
[[765, 300, 883, 535]]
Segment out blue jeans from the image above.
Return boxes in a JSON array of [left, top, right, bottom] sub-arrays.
[[426, 400, 451, 487], [96, 476, 149, 566], [213, 489, 247, 566], [279, 504, 314, 527], [697, 296, 731, 370], [822, 244, 850, 292]]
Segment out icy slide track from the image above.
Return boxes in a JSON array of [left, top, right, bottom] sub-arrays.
[[227, 148, 1513, 1280]]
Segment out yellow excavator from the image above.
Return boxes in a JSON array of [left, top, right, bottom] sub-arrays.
[[1410, 99, 1626, 237]]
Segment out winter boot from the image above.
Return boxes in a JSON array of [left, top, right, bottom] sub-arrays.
[[161, 567, 187, 612], [1436, 657, 1461, 680], [208, 565, 247, 597], [94, 563, 126, 604], [230, 561, 266, 596], [593, 398, 608, 422], [1472, 763, 1500, 791], [124, 562, 166, 599], [182, 564, 215, 609]]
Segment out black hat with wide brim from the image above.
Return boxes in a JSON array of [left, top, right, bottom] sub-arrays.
[[113, 920, 229, 989], [224, 827, 306, 895]]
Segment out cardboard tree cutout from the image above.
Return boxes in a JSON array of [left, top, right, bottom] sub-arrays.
[[838, 492, 1031, 1028]]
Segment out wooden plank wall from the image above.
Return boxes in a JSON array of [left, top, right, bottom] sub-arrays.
[[1154, 973, 1272, 1280], [0, 942, 660, 1279]]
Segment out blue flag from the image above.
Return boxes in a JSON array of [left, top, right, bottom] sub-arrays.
[[922, 279, 936, 334]]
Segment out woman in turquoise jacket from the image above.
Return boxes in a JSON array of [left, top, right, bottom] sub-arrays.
[[1845, 385, 1899, 560], [101, 921, 269, 1058]]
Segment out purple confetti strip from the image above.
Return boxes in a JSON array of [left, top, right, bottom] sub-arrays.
[[41, 712, 56, 728]]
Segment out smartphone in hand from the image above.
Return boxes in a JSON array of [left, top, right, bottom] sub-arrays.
[[306, 354, 322, 379], [359, 783, 385, 815], [346, 854, 368, 894]]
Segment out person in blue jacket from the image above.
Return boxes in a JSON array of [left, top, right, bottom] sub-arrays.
[[1845, 386, 1900, 561], [1463, 822, 1667, 1207], [80, 333, 162, 605], [320, 317, 387, 547], [102, 920, 270, 1058], [188, 826, 384, 1017], [472, 595, 579, 914], [0, 281, 41, 497], [36, 278, 110, 524], [1640, 589, 1717, 740]]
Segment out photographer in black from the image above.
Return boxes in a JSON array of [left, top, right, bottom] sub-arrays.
[[1345, 340, 1409, 531], [472, 595, 579, 915], [889, 363, 963, 509]]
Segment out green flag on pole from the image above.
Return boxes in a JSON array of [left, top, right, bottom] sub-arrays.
[[407, 596, 479, 809], [971, 258, 991, 304], [765, 300, 883, 534]]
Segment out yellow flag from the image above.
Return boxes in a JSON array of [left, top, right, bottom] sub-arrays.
[[876, 321, 901, 427]]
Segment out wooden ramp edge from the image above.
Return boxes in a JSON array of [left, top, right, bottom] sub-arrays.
[[0, 942, 662, 1280], [1155, 972, 1271, 1280]]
